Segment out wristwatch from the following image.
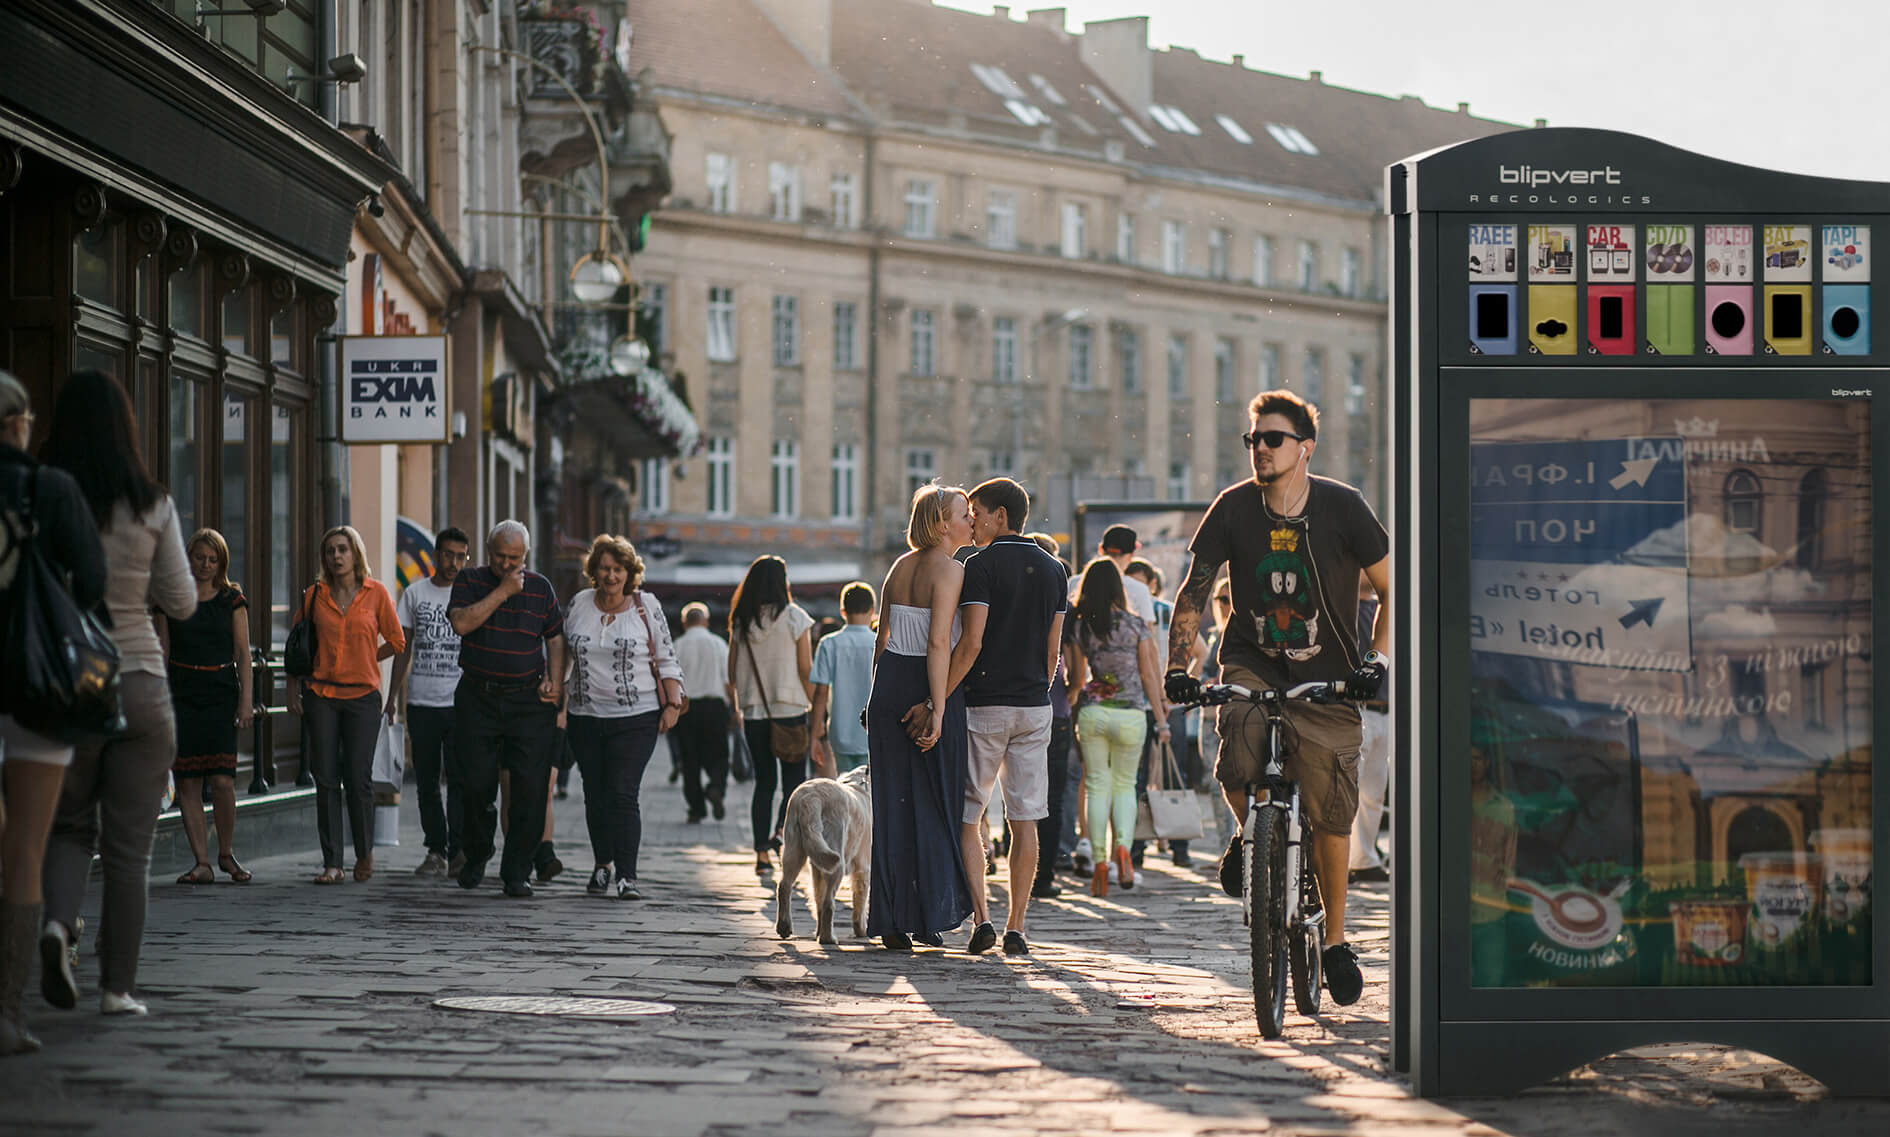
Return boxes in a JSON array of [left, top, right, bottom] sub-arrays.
[[1362, 650, 1387, 670]]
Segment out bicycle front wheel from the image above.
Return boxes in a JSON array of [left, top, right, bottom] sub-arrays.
[[1247, 806, 1290, 1037]]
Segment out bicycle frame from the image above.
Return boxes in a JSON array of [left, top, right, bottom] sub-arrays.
[[1240, 701, 1323, 946]]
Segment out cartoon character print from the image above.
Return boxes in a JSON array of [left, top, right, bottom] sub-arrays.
[[1253, 527, 1322, 663]]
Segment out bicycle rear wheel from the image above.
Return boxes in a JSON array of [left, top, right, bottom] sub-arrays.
[[1247, 806, 1289, 1037], [1289, 829, 1324, 1015]]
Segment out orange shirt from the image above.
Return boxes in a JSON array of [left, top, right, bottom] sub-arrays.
[[301, 578, 404, 700]]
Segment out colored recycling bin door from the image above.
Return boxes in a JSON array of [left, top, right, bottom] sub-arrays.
[[1466, 397, 1872, 988]]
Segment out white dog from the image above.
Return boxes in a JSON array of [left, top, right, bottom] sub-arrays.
[[774, 765, 871, 945]]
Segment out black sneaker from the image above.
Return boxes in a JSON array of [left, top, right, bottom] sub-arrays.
[[881, 931, 913, 951], [966, 921, 998, 954], [915, 931, 944, 947], [457, 857, 489, 890], [586, 866, 611, 895], [502, 879, 534, 899], [39, 921, 77, 1010], [1218, 834, 1243, 897], [1323, 942, 1364, 1006], [1002, 929, 1029, 956], [1030, 879, 1062, 899]]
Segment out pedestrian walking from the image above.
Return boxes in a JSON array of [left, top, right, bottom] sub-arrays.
[[943, 478, 1067, 956], [672, 603, 736, 822], [388, 526, 469, 879], [447, 520, 564, 898], [1065, 557, 1165, 897], [36, 372, 194, 1020], [728, 556, 815, 878], [0, 371, 106, 1056], [287, 525, 404, 885], [1164, 388, 1390, 1007], [165, 528, 250, 883], [560, 535, 684, 901], [1349, 581, 1391, 884], [810, 581, 876, 777], [1026, 533, 1071, 899], [866, 485, 975, 949], [1097, 525, 1157, 629]]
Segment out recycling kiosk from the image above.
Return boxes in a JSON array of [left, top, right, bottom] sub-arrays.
[[1387, 129, 1887, 1096]]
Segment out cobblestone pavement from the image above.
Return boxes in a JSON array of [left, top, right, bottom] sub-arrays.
[[4, 742, 1887, 1136]]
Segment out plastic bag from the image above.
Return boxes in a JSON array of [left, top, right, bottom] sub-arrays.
[[730, 726, 755, 783], [371, 718, 405, 791]]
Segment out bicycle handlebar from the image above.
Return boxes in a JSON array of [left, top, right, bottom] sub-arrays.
[[1179, 680, 1357, 708]]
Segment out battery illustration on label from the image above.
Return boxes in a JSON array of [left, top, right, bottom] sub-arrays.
[[1645, 225, 1695, 281], [1824, 225, 1871, 282], [1764, 224, 1814, 282], [1585, 224, 1635, 282], [1703, 225, 1752, 282], [1469, 223, 1520, 281], [1528, 225, 1578, 281]]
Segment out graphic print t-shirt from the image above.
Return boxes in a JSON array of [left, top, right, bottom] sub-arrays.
[[395, 578, 462, 707], [1188, 477, 1388, 687]]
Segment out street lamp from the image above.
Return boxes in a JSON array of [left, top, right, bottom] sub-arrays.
[[569, 251, 626, 304], [607, 336, 650, 377]]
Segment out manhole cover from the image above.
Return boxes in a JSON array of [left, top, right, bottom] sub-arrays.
[[434, 996, 676, 1019]]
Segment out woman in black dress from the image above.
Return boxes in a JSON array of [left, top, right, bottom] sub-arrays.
[[167, 529, 253, 883]]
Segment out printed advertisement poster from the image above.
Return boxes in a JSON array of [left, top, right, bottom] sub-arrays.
[[1764, 224, 1814, 282], [1703, 225, 1753, 282], [1528, 224, 1578, 281], [1645, 225, 1696, 281], [1586, 224, 1636, 282], [1469, 223, 1519, 281], [1824, 224, 1871, 282]]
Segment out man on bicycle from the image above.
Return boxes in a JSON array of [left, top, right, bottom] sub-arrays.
[[1164, 389, 1389, 1006]]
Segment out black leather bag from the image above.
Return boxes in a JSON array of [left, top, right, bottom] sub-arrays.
[[282, 584, 318, 677], [0, 469, 125, 742]]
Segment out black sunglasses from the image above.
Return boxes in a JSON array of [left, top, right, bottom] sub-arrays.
[[1241, 429, 1307, 450]]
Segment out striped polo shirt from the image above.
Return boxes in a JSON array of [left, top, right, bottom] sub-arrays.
[[449, 566, 564, 682]]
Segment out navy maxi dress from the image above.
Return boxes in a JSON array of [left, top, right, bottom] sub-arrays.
[[866, 605, 973, 937]]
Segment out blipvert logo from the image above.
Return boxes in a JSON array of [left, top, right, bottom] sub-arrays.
[[1499, 165, 1623, 187], [349, 358, 440, 419]]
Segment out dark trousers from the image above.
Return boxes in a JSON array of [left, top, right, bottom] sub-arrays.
[[408, 704, 459, 858], [304, 690, 381, 869], [744, 716, 808, 853], [454, 682, 557, 886], [569, 712, 662, 880], [1034, 716, 1073, 887], [673, 698, 730, 817]]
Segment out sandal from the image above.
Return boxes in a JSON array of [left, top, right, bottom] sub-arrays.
[[313, 868, 345, 885], [755, 854, 771, 877], [176, 864, 214, 885], [218, 856, 252, 884], [353, 857, 374, 882]]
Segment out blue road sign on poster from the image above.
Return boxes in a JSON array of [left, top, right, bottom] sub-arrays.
[[1468, 438, 1692, 671]]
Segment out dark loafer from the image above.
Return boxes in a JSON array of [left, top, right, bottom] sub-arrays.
[[966, 921, 998, 954]]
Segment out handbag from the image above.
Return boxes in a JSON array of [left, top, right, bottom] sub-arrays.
[[282, 584, 318, 677], [0, 468, 126, 742], [631, 591, 683, 730], [370, 717, 406, 791], [1145, 738, 1205, 841], [729, 725, 755, 783], [743, 635, 809, 762]]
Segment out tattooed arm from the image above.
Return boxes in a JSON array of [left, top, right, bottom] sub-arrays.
[[1167, 554, 1220, 675]]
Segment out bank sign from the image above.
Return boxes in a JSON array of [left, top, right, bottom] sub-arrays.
[[339, 335, 450, 444]]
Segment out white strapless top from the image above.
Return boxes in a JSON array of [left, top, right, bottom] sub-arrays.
[[884, 603, 961, 657]]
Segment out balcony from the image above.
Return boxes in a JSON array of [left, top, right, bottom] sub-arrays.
[[517, 4, 669, 220]]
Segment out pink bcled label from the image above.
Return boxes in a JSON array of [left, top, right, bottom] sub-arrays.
[[1703, 225, 1752, 282]]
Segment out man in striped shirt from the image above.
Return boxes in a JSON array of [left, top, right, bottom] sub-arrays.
[[448, 520, 566, 898]]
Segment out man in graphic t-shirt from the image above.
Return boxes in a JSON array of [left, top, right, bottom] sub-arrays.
[[389, 526, 470, 879], [1165, 389, 1391, 1008]]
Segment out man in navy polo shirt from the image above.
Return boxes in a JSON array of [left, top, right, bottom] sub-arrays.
[[944, 478, 1067, 956], [448, 519, 566, 898]]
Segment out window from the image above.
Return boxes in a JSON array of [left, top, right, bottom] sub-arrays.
[[988, 450, 1017, 477], [1215, 113, 1253, 144], [1117, 115, 1157, 149], [830, 172, 857, 229], [969, 62, 1025, 98], [1148, 104, 1200, 135], [1119, 328, 1141, 394], [639, 458, 669, 515], [1724, 469, 1763, 536], [1208, 227, 1231, 279], [640, 281, 668, 358], [1060, 202, 1086, 258], [1254, 234, 1275, 287], [1347, 353, 1368, 414], [706, 437, 734, 517], [1004, 99, 1051, 127], [1085, 84, 1122, 114], [1167, 334, 1189, 399], [987, 190, 1017, 250], [771, 440, 799, 519], [1261, 342, 1282, 388], [707, 286, 736, 361], [905, 448, 937, 497], [833, 301, 858, 371], [1168, 461, 1190, 502], [706, 152, 735, 213], [1298, 240, 1318, 291], [1803, 663, 1829, 729], [1303, 346, 1325, 405], [1027, 73, 1066, 105], [1214, 338, 1236, 402], [771, 295, 799, 366], [1116, 213, 1135, 263], [993, 317, 1018, 384], [831, 443, 859, 522], [1162, 220, 1187, 274], [1797, 468, 1826, 568], [903, 179, 936, 239], [1265, 123, 1320, 155], [768, 161, 801, 222], [1342, 246, 1362, 297], [1068, 324, 1093, 389], [910, 309, 936, 376]]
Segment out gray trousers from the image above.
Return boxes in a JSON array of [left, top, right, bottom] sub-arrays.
[[42, 672, 177, 995]]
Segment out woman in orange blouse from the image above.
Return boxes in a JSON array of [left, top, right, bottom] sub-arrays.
[[286, 525, 404, 884]]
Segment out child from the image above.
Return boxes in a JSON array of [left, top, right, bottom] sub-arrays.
[[811, 581, 877, 776]]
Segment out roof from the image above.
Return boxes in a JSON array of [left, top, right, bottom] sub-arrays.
[[622, 0, 857, 121]]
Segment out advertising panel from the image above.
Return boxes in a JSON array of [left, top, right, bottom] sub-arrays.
[[339, 334, 451, 444]]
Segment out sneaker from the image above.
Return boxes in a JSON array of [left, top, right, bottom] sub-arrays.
[[415, 853, 447, 878], [1323, 942, 1364, 1006], [1172, 845, 1194, 869], [685, 812, 705, 824], [1218, 833, 1243, 898], [880, 931, 913, 951], [1030, 879, 1062, 899], [502, 879, 534, 899], [966, 921, 998, 954], [1002, 929, 1029, 956], [709, 796, 726, 820], [457, 856, 488, 890], [586, 866, 612, 895], [1348, 864, 1390, 884], [1072, 838, 1093, 876], [100, 991, 148, 1016], [614, 878, 642, 901], [39, 920, 77, 1010], [534, 843, 564, 883], [915, 931, 945, 947], [448, 852, 467, 878]]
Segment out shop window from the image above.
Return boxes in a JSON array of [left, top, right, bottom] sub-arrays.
[[74, 222, 121, 309], [268, 403, 299, 644], [221, 391, 256, 596], [74, 342, 122, 378], [271, 307, 297, 370], [169, 375, 205, 534], [222, 292, 253, 357], [170, 263, 207, 339]]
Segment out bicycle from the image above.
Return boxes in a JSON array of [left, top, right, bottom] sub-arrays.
[[1180, 678, 1356, 1037]]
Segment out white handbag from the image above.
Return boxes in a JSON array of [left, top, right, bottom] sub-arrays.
[[1144, 739, 1205, 841]]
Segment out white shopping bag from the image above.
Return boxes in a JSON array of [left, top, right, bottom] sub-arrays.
[[371, 718, 406, 792], [372, 803, 401, 847]]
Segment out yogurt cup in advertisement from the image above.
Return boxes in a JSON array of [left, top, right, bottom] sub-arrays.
[[1670, 899, 1747, 967], [1809, 828, 1872, 926], [1739, 851, 1822, 951]]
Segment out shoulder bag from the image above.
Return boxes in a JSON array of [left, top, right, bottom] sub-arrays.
[[743, 631, 809, 762], [1136, 736, 1206, 842], [282, 583, 319, 677], [632, 590, 685, 729], [0, 468, 126, 741]]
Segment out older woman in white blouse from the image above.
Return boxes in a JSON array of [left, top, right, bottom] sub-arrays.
[[559, 534, 684, 900]]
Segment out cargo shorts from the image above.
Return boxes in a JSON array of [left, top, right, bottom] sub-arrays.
[[1213, 662, 1363, 836]]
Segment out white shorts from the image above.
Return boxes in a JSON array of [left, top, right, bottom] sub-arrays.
[[964, 704, 1053, 824], [0, 714, 75, 767]]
